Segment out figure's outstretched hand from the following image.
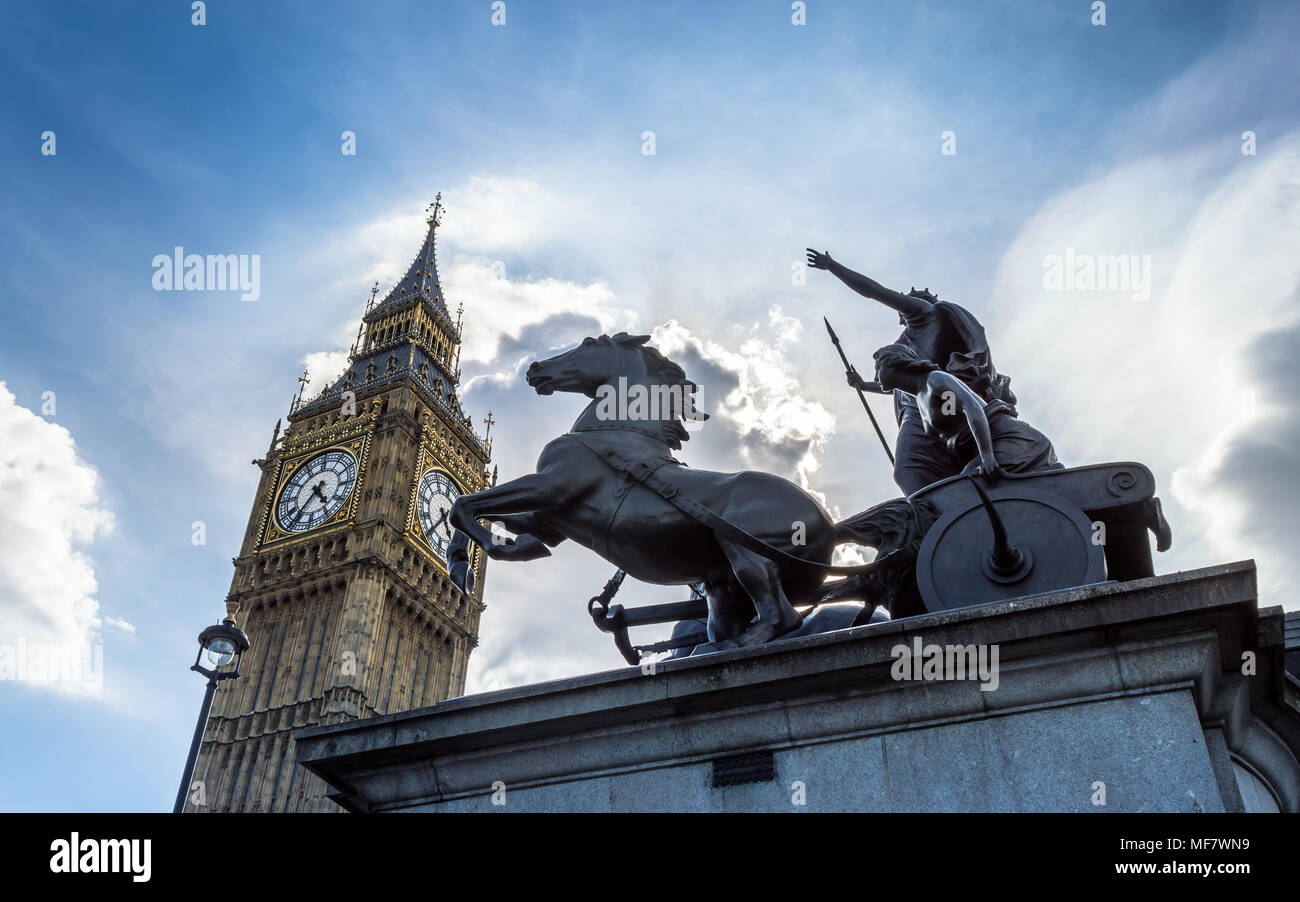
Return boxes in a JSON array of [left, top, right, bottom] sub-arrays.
[[806, 248, 834, 270], [846, 367, 870, 391]]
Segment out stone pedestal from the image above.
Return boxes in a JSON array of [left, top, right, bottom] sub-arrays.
[[295, 561, 1300, 812]]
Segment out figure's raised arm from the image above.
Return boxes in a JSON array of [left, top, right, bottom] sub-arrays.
[[806, 249, 932, 319]]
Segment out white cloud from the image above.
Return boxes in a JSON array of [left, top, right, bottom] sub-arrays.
[[0, 383, 119, 694], [301, 349, 352, 392], [449, 256, 635, 364], [442, 176, 580, 252], [652, 307, 837, 497], [102, 616, 135, 635], [991, 133, 1300, 608]]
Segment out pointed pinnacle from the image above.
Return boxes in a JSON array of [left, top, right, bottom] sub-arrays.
[[823, 316, 840, 344]]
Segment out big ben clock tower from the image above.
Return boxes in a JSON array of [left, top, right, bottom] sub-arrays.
[[184, 196, 493, 812]]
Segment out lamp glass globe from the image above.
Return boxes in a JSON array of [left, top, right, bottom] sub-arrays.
[[205, 636, 236, 667]]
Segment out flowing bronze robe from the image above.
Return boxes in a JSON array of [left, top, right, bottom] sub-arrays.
[[872, 301, 1061, 495]]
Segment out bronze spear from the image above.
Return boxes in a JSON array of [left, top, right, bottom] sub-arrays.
[[824, 316, 894, 465]]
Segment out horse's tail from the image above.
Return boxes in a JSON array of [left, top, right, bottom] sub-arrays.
[[819, 497, 928, 613], [833, 497, 921, 553]]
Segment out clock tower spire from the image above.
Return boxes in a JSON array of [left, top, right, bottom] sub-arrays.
[[183, 198, 493, 813]]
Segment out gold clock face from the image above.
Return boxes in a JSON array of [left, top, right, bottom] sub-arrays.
[[275, 449, 358, 533], [417, 469, 461, 560]]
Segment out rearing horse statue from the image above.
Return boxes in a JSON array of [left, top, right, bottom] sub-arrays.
[[446, 333, 905, 648]]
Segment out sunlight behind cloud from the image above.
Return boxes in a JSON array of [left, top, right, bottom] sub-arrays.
[[993, 134, 1300, 607]]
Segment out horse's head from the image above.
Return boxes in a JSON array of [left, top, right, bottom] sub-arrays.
[[526, 332, 708, 447], [527, 334, 620, 397], [526, 333, 669, 397]]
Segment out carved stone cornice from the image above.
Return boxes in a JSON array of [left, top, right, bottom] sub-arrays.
[[281, 405, 380, 456], [227, 528, 480, 642]]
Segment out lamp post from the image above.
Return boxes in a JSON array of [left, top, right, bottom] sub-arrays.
[[174, 603, 250, 814]]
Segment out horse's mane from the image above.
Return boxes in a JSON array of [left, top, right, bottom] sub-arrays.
[[609, 332, 707, 448]]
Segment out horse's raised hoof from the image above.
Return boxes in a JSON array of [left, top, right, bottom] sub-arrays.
[[487, 532, 553, 562], [449, 559, 475, 596]]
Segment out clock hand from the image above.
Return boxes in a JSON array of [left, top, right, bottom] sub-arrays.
[[432, 506, 451, 537]]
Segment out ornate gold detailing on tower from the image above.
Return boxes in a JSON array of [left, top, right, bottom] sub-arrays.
[[258, 433, 372, 549], [415, 409, 490, 490], [280, 404, 379, 457]]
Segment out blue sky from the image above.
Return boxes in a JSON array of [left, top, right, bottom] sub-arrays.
[[1, 1, 1297, 811]]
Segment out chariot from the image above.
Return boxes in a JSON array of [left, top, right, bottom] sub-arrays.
[[588, 461, 1171, 664]]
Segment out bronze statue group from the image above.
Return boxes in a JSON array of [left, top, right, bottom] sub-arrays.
[[444, 249, 1171, 659]]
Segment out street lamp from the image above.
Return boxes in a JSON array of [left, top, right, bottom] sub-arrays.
[[173, 603, 250, 813]]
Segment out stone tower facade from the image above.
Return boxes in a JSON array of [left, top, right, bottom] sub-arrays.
[[185, 197, 492, 812]]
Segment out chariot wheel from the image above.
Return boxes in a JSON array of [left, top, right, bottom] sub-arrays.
[[916, 481, 1107, 613]]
